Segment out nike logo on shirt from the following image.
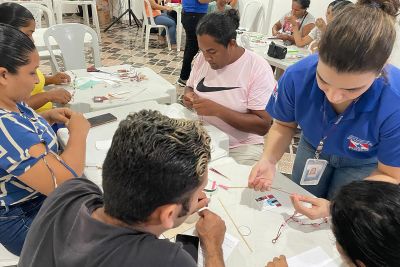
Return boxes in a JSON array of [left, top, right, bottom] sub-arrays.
[[196, 77, 240, 92]]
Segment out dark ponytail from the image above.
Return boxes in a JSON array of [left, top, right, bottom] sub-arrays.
[[196, 9, 240, 47], [0, 2, 34, 29], [319, 0, 399, 73], [0, 24, 36, 74]]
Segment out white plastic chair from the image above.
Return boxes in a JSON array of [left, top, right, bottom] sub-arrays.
[[0, 244, 19, 266], [239, 0, 262, 32], [53, 0, 101, 41], [4, 0, 53, 10], [43, 23, 101, 71], [140, 0, 171, 51], [20, 3, 55, 28]]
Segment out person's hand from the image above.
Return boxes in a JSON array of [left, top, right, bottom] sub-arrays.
[[248, 159, 276, 191], [315, 18, 327, 32], [183, 91, 196, 109], [192, 191, 209, 214], [40, 108, 73, 125], [266, 255, 288, 267], [192, 96, 222, 116], [66, 112, 90, 137], [47, 88, 72, 104], [165, 5, 172, 11], [196, 209, 226, 251], [48, 72, 71, 85], [290, 193, 330, 220]]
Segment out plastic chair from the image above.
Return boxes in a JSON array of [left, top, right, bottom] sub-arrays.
[[239, 0, 263, 32], [53, 0, 101, 41], [0, 244, 19, 266], [20, 3, 55, 28], [4, 0, 53, 10], [43, 23, 101, 71], [140, 0, 172, 51]]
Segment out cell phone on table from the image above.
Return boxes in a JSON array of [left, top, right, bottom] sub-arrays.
[[87, 113, 117, 128], [175, 234, 199, 263]]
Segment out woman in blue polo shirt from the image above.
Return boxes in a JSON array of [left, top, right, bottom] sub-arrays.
[[248, 0, 400, 199], [0, 25, 89, 255], [177, 0, 212, 86]]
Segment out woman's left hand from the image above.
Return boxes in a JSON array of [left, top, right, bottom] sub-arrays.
[[265, 255, 288, 267], [40, 108, 73, 125]]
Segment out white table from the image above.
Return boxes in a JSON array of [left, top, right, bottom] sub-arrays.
[[184, 157, 342, 267], [238, 32, 310, 71], [166, 3, 183, 52], [60, 65, 176, 113], [57, 101, 230, 186]]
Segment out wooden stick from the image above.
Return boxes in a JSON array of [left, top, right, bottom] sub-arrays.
[[218, 198, 253, 253]]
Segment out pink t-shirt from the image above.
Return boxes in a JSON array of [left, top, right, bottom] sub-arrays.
[[187, 49, 276, 148]]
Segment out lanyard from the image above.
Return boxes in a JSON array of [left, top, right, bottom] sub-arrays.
[[315, 99, 358, 159]]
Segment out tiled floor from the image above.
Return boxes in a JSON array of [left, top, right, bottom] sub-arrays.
[[40, 15, 296, 175]]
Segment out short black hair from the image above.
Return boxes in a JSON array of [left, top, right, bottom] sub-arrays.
[[196, 9, 240, 47], [0, 23, 35, 74], [0, 3, 34, 29], [102, 110, 211, 225], [331, 180, 400, 266], [295, 0, 311, 9]]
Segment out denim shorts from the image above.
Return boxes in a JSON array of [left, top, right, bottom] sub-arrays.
[[0, 195, 46, 256], [292, 135, 377, 199]]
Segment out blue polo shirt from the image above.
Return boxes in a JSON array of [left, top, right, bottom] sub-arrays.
[[267, 54, 400, 167], [182, 0, 208, 13]]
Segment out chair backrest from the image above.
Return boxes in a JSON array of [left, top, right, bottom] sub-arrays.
[[239, 0, 262, 31], [142, 0, 157, 26], [43, 23, 101, 71], [5, 0, 53, 10], [21, 3, 55, 28]]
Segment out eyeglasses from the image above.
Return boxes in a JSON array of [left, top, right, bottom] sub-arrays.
[[272, 212, 329, 244]]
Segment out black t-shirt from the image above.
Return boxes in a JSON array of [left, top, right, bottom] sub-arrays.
[[19, 178, 197, 267]]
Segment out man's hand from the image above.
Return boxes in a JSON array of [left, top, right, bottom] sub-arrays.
[[196, 209, 226, 252], [290, 194, 330, 220], [266, 255, 288, 267], [47, 88, 72, 104], [47, 72, 71, 85], [248, 159, 276, 192], [192, 192, 209, 213], [192, 97, 222, 116]]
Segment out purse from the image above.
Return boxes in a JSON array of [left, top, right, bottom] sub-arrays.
[[267, 42, 287, 59]]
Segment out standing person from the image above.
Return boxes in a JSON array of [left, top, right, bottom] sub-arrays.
[[266, 180, 400, 267], [0, 2, 72, 113], [0, 24, 89, 255], [271, 0, 315, 44], [249, 0, 400, 199], [177, 0, 212, 87], [182, 10, 275, 165], [291, 0, 353, 48], [19, 110, 226, 267]]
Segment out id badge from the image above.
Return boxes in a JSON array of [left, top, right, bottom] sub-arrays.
[[300, 158, 328, 185]]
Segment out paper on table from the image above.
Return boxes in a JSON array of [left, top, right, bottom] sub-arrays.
[[95, 140, 112, 150], [197, 232, 239, 267], [287, 247, 340, 267]]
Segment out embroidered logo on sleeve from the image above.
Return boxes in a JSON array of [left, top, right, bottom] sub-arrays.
[[347, 135, 372, 152]]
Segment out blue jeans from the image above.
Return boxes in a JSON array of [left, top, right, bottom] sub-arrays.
[[0, 195, 46, 255], [292, 135, 377, 199], [154, 13, 177, 44]]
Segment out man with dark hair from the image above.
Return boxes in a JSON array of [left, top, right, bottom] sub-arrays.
[[18, 110, 226, 267]]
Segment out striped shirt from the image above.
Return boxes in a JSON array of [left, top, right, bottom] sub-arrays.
[[0, 102, 58, 206]]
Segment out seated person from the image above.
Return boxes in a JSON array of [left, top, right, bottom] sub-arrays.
[[266, 180, 400, 266], [183, 10, 275, 166], [19, 110, 226, 267], [208, 0, 232, 13], [291, 0, 353, 49], [272, 0, 315, 44], [0, 3, 72, 112], [0, 24, 89, 256], [145, 0, 177, 49]]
